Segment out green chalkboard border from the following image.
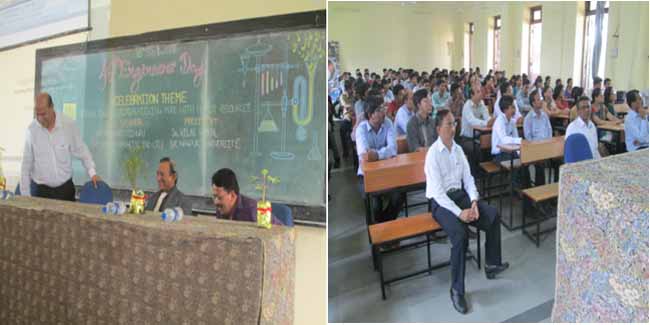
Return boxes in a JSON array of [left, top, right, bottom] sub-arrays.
[[35, 10, 326, 227]]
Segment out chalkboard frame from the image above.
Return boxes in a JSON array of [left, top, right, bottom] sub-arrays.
[[34, 10, 327, 226]]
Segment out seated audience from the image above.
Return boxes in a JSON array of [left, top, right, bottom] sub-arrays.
[[565, 96, 601, 159], [624, 90, 649, 151], [407, 89, 437, 152], [355, 95, 403, 223]]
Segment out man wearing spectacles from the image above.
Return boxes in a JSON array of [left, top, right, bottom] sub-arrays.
[[356, 95, 403, 223], [425, 109, 508, 314], [146, 157, 192, 215], [565, 96, 601, 159]]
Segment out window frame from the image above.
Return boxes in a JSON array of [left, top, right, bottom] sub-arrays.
[[528, 6, 543, 76]]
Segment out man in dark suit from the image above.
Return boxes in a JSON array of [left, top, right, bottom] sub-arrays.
[[145, 157, 192, 215]]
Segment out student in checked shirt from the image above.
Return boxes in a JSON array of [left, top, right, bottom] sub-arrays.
[[21, 92, 102, 201], [425, 109, 508, 315], [355, 95, 404, 223]]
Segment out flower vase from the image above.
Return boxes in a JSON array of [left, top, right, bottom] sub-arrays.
[[129, 189, 146, 214], [256, 200, 272, 229]]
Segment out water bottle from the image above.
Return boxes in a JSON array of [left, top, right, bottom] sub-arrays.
[[161, 207, 183, 223], [102, 201, 127, 215], [0, 190, 14, 200]]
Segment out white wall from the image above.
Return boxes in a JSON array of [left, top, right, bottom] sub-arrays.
[[329, 1, 457, 73], [0, 0, 111, 188], [331, 1, 648, 92]]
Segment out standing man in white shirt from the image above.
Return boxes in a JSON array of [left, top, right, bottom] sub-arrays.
[[565, 96, 601, 159], [491, 95, 530, 189], [21, 92, 101, 201], [425, 109, 508, 315]]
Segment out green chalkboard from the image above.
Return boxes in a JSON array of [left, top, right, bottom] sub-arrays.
[[36, 11, 326, 207]]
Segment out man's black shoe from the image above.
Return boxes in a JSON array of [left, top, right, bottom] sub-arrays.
[[485, 262, 510, 279], [450, 288, 468, 314]]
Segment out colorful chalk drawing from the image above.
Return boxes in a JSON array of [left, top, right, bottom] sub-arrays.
[[289, 31, 325, 141], [239, 37, 301, 160], [307, 131, 321, 161], [292, 75, 308, 142]]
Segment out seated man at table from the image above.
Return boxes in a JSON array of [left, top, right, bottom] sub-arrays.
[[356, 95, 404, 223], [624, 90, 649, 151], [146, 157, 192, 215], [523, 93, 553, 186], [211, 168, 283, 225], [565, 96, 601, 159], [394, 89, 415, 135], [492, 95, 531, 190], [432, 78, 451, 113], [516, 79, 533, 114], [425, 109, 509, 315], [494, 82, 523, 124], [461, 88, 495, 155], [407, 89, 437, 152]]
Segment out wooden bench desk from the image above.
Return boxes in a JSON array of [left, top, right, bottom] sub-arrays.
[[496, 136, 564, 230], [597, 123, 626, 154]]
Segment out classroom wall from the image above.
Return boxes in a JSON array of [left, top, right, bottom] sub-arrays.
[[605, 1, 649, 91], [110, 0, 325, 37], [333, 1, 648, 92], [0, 0, 111, 184], [328, 1, 457, 73]]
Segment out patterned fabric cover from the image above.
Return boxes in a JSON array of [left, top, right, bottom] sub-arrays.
[[552, 149, 649, 322], [0, 197, 295, 325]]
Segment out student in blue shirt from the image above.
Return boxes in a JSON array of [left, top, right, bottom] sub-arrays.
[[523, 92, 553, 186], [624, 90, 649, 151], [394, 89, 415, 136], [355, 95, 404, 223]]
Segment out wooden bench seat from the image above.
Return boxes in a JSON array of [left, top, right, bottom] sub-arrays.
[[368, 212, 480, 300], [479, 161, 502, 174], [369, 213, 440, 245], [521, 183, 559, 247], [499, 158, 522, 170], [522, 183, 559, 202]]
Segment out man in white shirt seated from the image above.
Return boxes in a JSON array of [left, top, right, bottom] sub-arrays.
[[394, 89, 415, 136], [523, 93, 553, 186], [565, 96, 601, 159], [425, 109, 509, 315], [460, 88, 495, 158], [21, 92, 102, 201], [494, 82, 523, 123], [491, 95, 531, 190]]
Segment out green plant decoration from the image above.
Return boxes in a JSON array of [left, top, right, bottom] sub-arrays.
[[250, 168, 280, 203], [122, 146, 146, 189]]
